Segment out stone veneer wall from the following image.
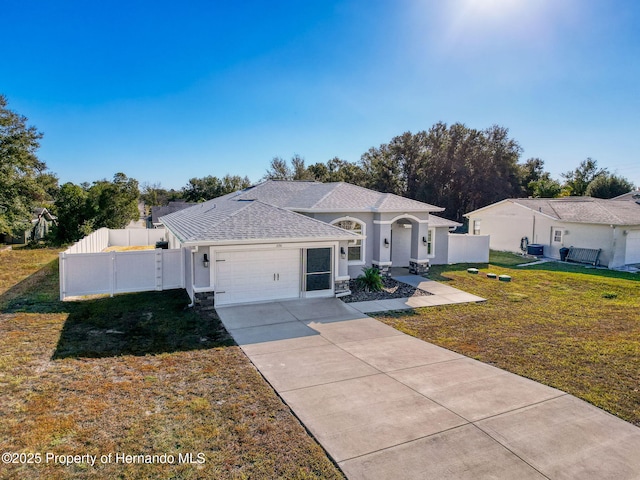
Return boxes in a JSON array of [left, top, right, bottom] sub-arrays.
[[194, 291, 215, 311], [372, 263, 391, 276], [409, 260, 429, 275], [335, 279, 350, 295]]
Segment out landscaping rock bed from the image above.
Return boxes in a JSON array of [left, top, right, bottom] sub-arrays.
[[342, 276, 431, 303]]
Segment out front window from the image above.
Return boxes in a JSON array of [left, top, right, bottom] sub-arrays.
[[427, 229, 434, 256], [332, 220, 363, 262], [473, 220, 481, 235]]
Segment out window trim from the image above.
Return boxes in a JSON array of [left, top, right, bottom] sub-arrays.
[[331, 217, 366, 265]]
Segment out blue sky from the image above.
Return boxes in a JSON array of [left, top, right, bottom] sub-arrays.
[[3, 0, 639, 190]]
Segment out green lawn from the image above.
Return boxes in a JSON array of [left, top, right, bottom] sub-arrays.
[[0, 247, 343, 479], [373, 251, 640, 426]]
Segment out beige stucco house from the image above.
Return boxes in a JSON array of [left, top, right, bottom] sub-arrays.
[[465, 195, 640, 269]]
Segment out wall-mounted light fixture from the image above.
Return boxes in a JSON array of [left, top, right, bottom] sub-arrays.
[[203, 253, 209, 268], [422, 236, 428, 246], [340, 247, 346, 259], [384, 238, 390, 248]]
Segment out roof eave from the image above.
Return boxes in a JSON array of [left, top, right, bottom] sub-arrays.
[[179, 234, 363, 248], [291, 207, 444, 214]]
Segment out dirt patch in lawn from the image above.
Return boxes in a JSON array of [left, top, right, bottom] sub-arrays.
[[103, 245, 155, 252], [342, 276, 431, 303]]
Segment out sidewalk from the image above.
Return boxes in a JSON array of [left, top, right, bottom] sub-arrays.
[[348, 271, 485, 314]]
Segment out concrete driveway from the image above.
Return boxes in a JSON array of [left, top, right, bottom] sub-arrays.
[[216, 298, 640, 480]]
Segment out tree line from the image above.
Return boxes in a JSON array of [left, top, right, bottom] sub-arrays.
[[0, 94, 635, 244], [263, 124, 635, 222]]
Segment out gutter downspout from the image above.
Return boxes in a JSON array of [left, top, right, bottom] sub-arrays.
[[532, 215, 536, 244]]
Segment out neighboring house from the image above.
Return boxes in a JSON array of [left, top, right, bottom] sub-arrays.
[[612, 190, 640, 203], [465, 196, 640, 268], [1, 207, 57, 244], [149, 201, 196, 228], [160, 180, 459, 307]]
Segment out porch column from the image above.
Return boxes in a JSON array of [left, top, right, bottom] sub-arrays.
[[372, 222, 392, 276]]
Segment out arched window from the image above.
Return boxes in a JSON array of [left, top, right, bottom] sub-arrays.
[[332, 219, 364, 262]]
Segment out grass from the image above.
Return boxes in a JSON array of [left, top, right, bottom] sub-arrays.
[[373, 251, 640, 427], [0, 247, 344, 479]]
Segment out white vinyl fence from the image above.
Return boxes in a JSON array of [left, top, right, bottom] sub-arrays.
[[65, 227, 167, 254], [59, 228, 184, 300], [448, 234, 490, 264]]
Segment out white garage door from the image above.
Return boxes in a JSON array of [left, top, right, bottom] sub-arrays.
[[215, 249, 301, 306], [625, 231, 640, 265]]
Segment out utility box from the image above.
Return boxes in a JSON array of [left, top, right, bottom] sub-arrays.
[[527, 244, 544, 256]]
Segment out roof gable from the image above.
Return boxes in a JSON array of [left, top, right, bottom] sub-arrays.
[[468, 197, 640, 226], [235, 180, 443, 212]]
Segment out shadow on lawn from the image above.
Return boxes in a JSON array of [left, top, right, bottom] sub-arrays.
[[1, 259, 235, 359], [52, 290, 235, 359]]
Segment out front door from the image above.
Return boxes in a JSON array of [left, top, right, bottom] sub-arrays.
[[391, 222, 412, 267]]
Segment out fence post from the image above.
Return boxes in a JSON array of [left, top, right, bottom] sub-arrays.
[[59, 252, 66, 300], [156, 248, 163, 291], [111, 252, 116, 297]]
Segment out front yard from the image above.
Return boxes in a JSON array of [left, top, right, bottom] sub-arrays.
[[374, 251, 640, 426], [2, 247, 638, 478], [0, 247, 343, 479]]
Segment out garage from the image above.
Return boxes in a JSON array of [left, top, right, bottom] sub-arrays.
[[214, 248, 301, 306], [625, 231, 640, 265]]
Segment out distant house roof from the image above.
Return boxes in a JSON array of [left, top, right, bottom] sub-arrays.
[[231, 180, 444, 213], [160, 199, 361, 245], [612, 191, 640, 203], [467, 197, 640, 226], [428, 214, 461, 228], [151, 202, 196, 225], [32, 207, 57, 224]]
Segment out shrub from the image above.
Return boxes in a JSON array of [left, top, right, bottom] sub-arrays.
[[356, 267, 383, 292]]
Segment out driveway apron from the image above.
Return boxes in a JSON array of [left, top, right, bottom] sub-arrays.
[[216, 298, 640, 480]]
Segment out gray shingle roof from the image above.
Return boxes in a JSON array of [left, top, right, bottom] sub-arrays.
[[612, 191, 640, 202], [428, 214, 461, 228], [235, 180, 443, 212], [151, 202, 196, 224], [160, 199, 360, 244], [510, 197, 640, 225], [160, 180, 449, 244]]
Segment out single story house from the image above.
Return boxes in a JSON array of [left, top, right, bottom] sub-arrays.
[[612, 190, 640, 203], [1, 207, 57, 244], [148, 201, 196, 228], [160, 180, 460, 307], [465, 196, 640, 268]]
